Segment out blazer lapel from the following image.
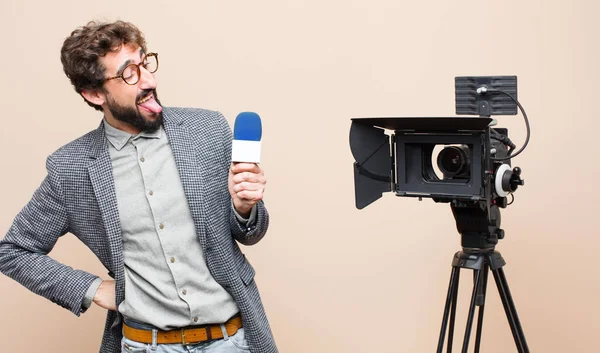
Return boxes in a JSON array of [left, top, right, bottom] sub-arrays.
[[86, 122, 125, 303], [162, 109, 208, 247]]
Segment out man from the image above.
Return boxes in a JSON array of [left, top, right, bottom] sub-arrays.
[[0, 20, 277, 353]]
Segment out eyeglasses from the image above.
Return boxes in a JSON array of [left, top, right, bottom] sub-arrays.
[[105, 52, 159, 85]]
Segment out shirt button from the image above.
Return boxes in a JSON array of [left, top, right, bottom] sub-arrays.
[[193, 317, 198, 323], [140, 157, 145, 162], [159, 223, 164, 229], [149, 190, 154, 196], [182, 290, 187, 295], [170, 257, 175, 263]]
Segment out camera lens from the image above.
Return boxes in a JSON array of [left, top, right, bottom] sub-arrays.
[[437, 145, 471, 179]]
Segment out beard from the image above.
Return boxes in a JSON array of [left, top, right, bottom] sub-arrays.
[[105, 89, 164, 133]]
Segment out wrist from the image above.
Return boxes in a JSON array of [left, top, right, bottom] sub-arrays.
[[83, 277, 103, 311], [233, 202, 252, 218]]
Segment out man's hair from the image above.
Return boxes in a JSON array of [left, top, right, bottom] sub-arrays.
[[60, 20, 147, 111]]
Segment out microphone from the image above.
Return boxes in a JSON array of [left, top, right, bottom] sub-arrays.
[[231, 112, 262, 163]]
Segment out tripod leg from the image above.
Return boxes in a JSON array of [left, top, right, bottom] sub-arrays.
[[492, 267, 530, 353], [447, 268, 460, 353], [437, 266, 460, 353], [461, 268, 483, 353], [474, 263, 489, 353]]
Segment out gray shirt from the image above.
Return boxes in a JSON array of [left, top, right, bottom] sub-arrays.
[[85, 119, 252, 330]]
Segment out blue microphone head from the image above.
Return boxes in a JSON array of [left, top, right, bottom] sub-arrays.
[[233, 112, 262, 141]]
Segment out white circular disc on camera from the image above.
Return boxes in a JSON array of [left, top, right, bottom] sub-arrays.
[[495, 164, 512, 197]]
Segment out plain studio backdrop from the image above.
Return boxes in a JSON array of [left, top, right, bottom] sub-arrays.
[[0, 1, 598, 352]]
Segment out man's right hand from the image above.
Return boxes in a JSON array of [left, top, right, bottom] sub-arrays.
[[93, 280, 117, 310]]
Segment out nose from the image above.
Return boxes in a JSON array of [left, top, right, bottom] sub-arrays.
[[138, 66, 156, 90]]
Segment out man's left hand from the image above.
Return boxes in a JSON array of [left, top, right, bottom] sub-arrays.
[[228, 163, 266, 218]]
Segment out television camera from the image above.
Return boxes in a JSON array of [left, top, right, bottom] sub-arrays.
[[350, 76, 531, 353]]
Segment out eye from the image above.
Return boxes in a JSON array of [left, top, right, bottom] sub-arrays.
[[122, 66, 136, 79]]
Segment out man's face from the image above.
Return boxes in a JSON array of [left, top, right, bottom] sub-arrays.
[[99, 44, 163, 133]]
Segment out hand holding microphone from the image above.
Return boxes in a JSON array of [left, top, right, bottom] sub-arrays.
[[228, 112, 266, 218]]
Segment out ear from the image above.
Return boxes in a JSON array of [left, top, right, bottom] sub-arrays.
[[81, 89, 106, 107]]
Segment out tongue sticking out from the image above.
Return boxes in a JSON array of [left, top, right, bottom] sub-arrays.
[[138, 96, 163, 114]]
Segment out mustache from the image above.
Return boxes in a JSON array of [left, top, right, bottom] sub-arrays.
[[136, 89, 155, 102]]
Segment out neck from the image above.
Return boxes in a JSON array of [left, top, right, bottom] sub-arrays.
[[103, 111, 141, 135]]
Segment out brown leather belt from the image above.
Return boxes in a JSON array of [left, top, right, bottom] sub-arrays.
[[123, 315, 243, 345]]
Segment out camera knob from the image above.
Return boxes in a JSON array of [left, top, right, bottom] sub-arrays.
[[509, 167, 524, 190], [494, 164, 512, 197]]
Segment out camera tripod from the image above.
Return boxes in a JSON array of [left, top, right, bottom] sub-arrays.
[[436, 247, 530, 353]]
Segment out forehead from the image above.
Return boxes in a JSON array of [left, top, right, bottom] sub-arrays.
[[100, 44, 144, 73]]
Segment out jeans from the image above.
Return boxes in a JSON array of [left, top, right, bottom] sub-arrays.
[[121, 327, 250, 353]]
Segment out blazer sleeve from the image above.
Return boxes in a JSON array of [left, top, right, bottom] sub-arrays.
[[0, 155, 99, 316], [218, 112, 270, 245]]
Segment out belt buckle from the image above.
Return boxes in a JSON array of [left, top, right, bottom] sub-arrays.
[[181, 326, 212, 345]]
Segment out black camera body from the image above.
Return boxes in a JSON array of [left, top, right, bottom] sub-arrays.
[[350, 76, 525, 249]]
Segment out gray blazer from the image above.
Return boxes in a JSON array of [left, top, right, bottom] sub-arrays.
[[0, 107, 278, 353]]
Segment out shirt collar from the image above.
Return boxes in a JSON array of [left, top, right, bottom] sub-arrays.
[[103, 118, 162, 151]]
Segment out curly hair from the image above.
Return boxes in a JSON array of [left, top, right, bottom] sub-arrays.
[[60, 20, 147, 111]]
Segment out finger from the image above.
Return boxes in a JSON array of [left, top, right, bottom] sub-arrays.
[[232, 172, 266, 184], [233, 181, 266, 193], [235, 189, 264, 201], [231, 162, 262, 175]]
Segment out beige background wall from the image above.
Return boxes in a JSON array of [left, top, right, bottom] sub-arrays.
[[1, 0, 598, 352]]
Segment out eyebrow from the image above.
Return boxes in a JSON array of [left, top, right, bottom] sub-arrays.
[[116, 59, 133, 75], [115, 48, 146, 75]]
